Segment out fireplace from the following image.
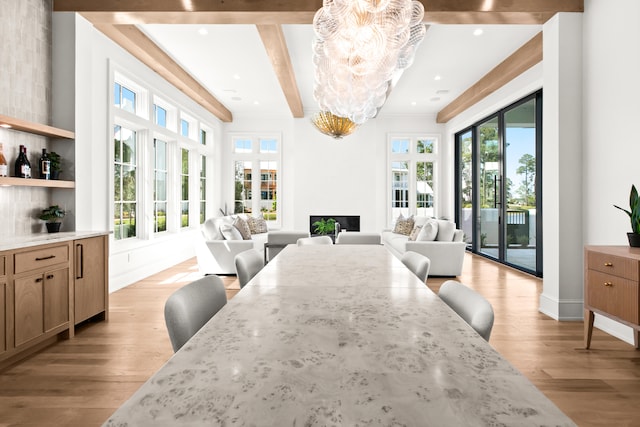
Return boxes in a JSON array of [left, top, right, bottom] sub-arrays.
[[309, 215, 360, 235]]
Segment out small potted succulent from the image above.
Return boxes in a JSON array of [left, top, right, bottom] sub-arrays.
[[39, 205, 66, 233], [614, 184, 640, 247]]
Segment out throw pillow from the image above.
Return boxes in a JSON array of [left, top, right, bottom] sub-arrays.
[[220, 223, 242, 240], [408, 225, 422, 241], [233, 216, 252, 240], [246, 214, 268, 234], [417, 220, 438, 241], [436, 219, 456, 242], [393, 214, 415, 236]]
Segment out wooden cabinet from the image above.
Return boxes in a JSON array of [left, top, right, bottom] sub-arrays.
[[73, 235, 108, 324], [0, 233, 109, 369], [0, 254, 6, 356], [584, 246, 640, 349]]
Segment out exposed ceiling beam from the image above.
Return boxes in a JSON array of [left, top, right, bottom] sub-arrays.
[[93, 24, 233, 123], [55, 0, 583, 25], [256, 25, 304, 118], [436, 32, 543, 124]]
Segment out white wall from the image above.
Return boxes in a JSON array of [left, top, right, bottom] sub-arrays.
[[582, 0, 640, 343], [224, 114, 445, 233]]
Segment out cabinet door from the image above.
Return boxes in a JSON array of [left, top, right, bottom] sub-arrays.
[[74, 236, 106, 323], [0, 281, 6, 354], [14, 274, 44, 347], [44, 267, 69, 332]]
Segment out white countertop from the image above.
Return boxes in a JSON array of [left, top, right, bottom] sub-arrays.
[[0, 231, 109, 252], [103, 244, 575, 426]]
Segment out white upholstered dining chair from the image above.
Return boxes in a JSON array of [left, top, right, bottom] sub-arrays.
[[297, 236, 333, 246], [438, 280, 495, 341], [234, 249, 264, 288], [164, 275, 228, 352], [401, 251, 431, 283]]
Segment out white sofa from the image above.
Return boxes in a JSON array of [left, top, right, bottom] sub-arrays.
[[382, 217, 467, 277], [195, 215, 268, 275]]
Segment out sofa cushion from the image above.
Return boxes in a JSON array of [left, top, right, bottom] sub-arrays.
[[247, 214, 268, 234], [220, 223, 243, 240], [417, 220, 438, 241], [203, 216, 233, 240], [436, 220, 456, 242], [408, 225, 422, 241], [387, 234, 408, 254], [393, 214, 414, 236], [233, 216, 252, 240]]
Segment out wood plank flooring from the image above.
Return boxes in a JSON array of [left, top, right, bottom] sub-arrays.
[[0, 253, 639, 426]]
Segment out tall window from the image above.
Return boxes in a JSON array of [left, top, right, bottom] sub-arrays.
[[232, 135, 280, 223], [181, 148, 189, 228], [389, 136, 438, 223], [154, 139, 168, 233], [181, 119, 189, 138], [199, 154, 206, 224], [113, 125, 137, 240]]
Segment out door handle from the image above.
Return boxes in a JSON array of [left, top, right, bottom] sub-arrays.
[[75, 243, 84, 279]]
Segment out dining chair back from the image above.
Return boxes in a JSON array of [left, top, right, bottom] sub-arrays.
[[234, 249, 265, 288], [164, 275, 227, 352], [401, 251, 431, 283], [297, 236, 333, 246], [438, 280, 495, 341]]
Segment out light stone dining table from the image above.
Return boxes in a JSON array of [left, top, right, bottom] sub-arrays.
[[104, 244, 576, 426]]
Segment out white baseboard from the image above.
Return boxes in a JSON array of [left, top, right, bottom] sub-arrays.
[[538, 292, 583, 320]]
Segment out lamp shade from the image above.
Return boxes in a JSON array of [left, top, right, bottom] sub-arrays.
[[311, 111, 358, 139]]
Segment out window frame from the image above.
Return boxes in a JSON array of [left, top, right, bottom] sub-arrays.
[[387, 134, 439, 226]]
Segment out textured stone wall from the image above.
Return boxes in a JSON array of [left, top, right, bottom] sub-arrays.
[[0, 0, 53, 237]]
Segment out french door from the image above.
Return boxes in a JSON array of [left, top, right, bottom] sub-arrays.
[[455, 91, 542, 276]]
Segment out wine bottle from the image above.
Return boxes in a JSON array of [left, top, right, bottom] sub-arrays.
[[14, 145, 31, 178], [39, 148, 50, 180], [0, 143, 7, 177]]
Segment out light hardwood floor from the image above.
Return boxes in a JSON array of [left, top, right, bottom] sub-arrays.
[[0, 253, 639, 426]]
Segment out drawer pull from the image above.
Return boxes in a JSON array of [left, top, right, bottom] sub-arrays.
[[46, 274, 54, 280], [35, 255, 55, 261], [35, 277, 43, 283], [604, 281, 613, 287], [603, 262, 613, 267]]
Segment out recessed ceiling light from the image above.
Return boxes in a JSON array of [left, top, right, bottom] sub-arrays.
[[434, 75, 441, 81], [231, 96, 242, 101], [436, 89, 449, 95], [198, 28, 208, 36], [223, 89, 237, 93], [411, 101, 417, 106], [233, 74, 241, 80], [430, 97, 441, 102], [253, 100, 259, 105], [473, 28, 483, 36]]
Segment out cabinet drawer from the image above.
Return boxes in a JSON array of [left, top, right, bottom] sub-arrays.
[[14, 245, 69, 275], [586, 270, 639, 324], [587, 250, 639, 280]]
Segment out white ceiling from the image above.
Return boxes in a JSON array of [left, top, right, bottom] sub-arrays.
[[140, 23, 541, 120]]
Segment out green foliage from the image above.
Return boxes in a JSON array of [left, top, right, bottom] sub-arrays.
[[313, 218, 336, 235], [49, 151, 62, 172], [614, 184, 640, 234], [39, 205, 65, 223]]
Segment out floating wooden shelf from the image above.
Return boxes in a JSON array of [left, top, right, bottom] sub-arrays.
[[0, 114, 74, 139], [0, 177, 75, 188]]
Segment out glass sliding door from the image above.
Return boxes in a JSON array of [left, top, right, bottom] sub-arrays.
[[455, 90, 542, 277], [504, 97, 538, 272], [478, 116, 500, 260]]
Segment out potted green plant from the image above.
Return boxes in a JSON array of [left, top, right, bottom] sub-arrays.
[[614, 184, 640, 247], [39, 205, 66, 233], [49, 151, 62, 179], [312, 218, 336, 235]]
